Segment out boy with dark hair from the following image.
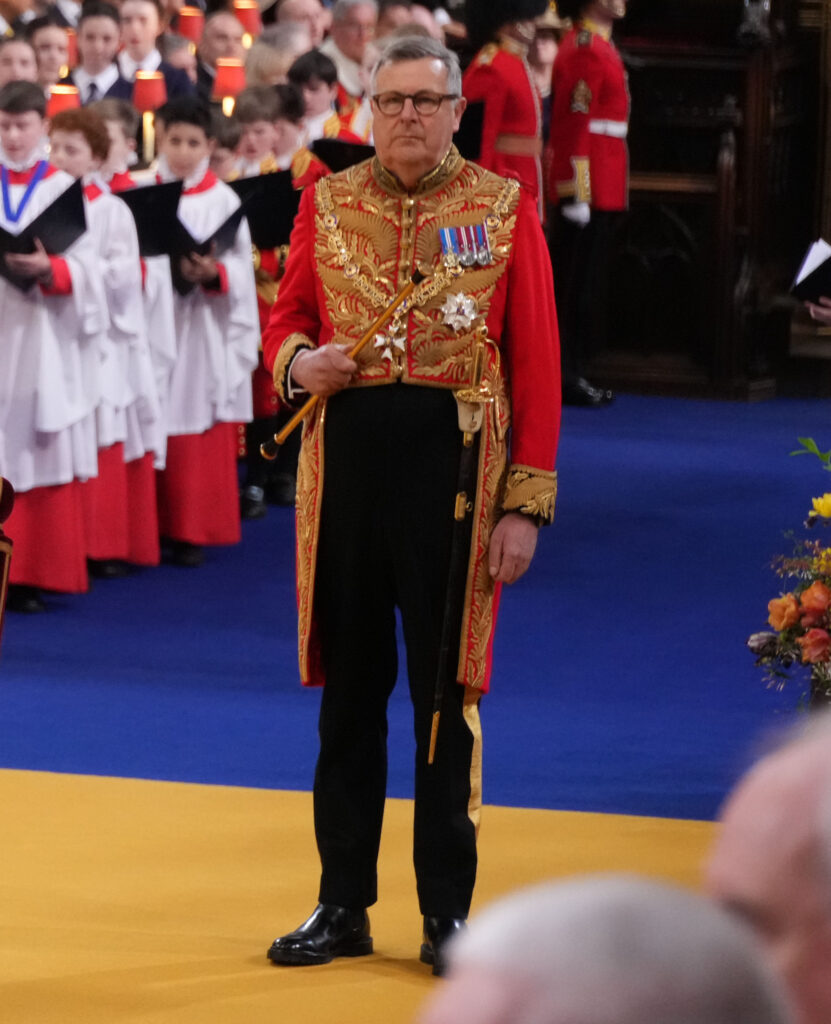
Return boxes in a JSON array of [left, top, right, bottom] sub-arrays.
[[62, 1, 133, 103], [287, 49, 364, 144], [49, 105, 163, 573], [0, 81, 103, 611], [209, 109, 241, 180], [0, 37, 37, 88], [27, 14, 69, 92], [152, 96, 258, 565], [118, 0, 195, 99]]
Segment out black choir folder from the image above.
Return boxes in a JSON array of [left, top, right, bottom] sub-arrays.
[[117, 179, 184, 257], [228, 170, 301, 250], [0, 178, 86, 291], [792, 239, 831, 303], [170, 201, 250, 296]]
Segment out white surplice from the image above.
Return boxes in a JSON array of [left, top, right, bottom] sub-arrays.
[[158, 160, 259, 437], [0, 163, 105, 493]]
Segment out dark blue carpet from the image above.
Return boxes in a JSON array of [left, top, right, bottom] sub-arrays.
[[1, 395, 826, 820]]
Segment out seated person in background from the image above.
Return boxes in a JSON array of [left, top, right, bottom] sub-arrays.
[[319, 0, 377, 117], [244, 21, 311, 85], [276, 0, 327, 48], [416, 875, 794, 1024], [375, 0, 413, 37], [158, 31, 197, 84], [118, 0, 195, 98], [208, 107, 241, 180], [89, 96, 139, 189], [0, 81, 102, 613], [195, 9, 245, 103], [28, 14, 68, 92], [152, 96, 259, 568], [49, 105, 163, 575], [0, 38, 38, 88], [287, 48, 363, 143], [62, 1, 132, 104], [705, 710, 831, 1024]]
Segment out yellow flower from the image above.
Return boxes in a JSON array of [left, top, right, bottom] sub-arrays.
[[812, 493, 831, 518], [817, 549, 831, 574]]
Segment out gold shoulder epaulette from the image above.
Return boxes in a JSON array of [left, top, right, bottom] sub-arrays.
[[476, 43, 499, 65], [291, 147, 312, 181]]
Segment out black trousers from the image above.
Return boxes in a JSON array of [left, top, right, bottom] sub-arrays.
[[313, 385, 481, 919], [549, 208, 619, 388]]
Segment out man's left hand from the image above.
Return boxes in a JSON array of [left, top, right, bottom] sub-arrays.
[[488, 512, 539, 584]]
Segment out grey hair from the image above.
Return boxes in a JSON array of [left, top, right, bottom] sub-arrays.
[[446, 876, 794, 1024], [370, 33, 462, 96], [332, 0, 379, 23]]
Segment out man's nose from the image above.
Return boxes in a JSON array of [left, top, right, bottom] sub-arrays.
[[399, 97, 419, 119]]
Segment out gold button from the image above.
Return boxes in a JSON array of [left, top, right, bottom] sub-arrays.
[[403, 197, 415, 209]]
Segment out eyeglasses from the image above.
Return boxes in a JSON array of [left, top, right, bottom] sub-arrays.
[[372, 91, 460, 116]]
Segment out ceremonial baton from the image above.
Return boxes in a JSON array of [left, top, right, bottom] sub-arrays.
[[428, 332, 488, 765], [260, 269, 426, 460]]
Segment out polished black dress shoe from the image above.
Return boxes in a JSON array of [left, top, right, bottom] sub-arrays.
[[6, 584, 46, 613], [165, 541, 205, 568], [562, 377, 615, 407], [87, 558, 130, 579], [240, 485, 267, 519], [267, 903, 373, 966], [420, 916, 466, 977]]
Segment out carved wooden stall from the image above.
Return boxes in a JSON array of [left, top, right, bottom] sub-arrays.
[[589, 0, 819, 398]]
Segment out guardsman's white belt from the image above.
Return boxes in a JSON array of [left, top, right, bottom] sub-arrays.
[[588, 119, 628, 138]]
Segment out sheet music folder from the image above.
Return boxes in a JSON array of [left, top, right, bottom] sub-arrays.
[[117, 180, 184, 257], [792, 239, 831, 304], [0, 178, 86, 291], [170, 201, 249, 296], [311, 138, 374, 174], [228, 170, 301, 250]]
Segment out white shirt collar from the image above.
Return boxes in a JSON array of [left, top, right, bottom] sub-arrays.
[[55, 0, 81, 26], [319, 37, 362, 98], [118, 48, 162, 82], [73, 64, 120, 103], [2, 138, 50, 173]]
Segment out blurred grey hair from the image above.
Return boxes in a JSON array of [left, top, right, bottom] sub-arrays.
[[370, 34, 462, 96], [332, 0, 379, 23], [447, 876, 794, 1024]]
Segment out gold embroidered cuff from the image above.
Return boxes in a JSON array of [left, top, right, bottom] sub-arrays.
[[273, 332, 316, 405], [502, 464, 558, 525], [572, 157, 592, 204]]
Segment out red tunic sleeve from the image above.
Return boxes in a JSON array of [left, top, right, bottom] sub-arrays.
[[500, 190, 561, 470]]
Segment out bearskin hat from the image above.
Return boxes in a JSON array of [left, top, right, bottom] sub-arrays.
[[465, 0, 550, 49]]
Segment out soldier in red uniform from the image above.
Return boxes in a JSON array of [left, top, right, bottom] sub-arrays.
[[548, 0, 628, 405], [462, 0, 548, 214], [262, 34, 560, 976]]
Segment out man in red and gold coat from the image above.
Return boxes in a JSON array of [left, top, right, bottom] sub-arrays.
[[462, 0, 548, 214], [548, 0, 628, 405], [262, 35, 560, 975]]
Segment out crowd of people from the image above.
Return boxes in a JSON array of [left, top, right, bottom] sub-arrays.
[[0, 0, 619, 614]]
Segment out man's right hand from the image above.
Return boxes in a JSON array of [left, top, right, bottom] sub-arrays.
[[291, 344, 358, 396]]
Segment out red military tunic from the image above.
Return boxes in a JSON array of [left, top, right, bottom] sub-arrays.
[[251, 147, 330, 421], [548, 18, 630, 211], [463, 37, 543, 209], [262, 146, 561, 692]]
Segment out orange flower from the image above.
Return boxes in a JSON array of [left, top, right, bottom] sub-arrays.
[[800, 580, 831, 627], [768, 593, 800, 631], [797, 628, 831, 664]]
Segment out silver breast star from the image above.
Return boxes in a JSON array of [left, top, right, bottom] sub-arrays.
[[441, 292, 479, 332]]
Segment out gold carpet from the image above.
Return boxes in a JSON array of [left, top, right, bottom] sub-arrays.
[[1, 769, 715, 1024]]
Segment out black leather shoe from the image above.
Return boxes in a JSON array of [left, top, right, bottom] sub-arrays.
[[420, 916, 466, 977], [562, 377, 615, 406], [88, 558, 130, 579], [265, 472, 296, 507], [166, 541, 204, 568], [240, 485, 267, 519], [6, 584, 46, 613], [267, 904, 373, 966]]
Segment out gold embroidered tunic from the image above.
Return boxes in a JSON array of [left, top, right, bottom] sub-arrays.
[[262, 146, 561, 691]]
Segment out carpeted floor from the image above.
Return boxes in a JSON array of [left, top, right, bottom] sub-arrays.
[[0, 769, 714, 1024]]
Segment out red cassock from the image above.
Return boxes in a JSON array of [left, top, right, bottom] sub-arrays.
[[262, 148, 561, 692], [462, 38, 543, 208], [548, 20, 630, 211]]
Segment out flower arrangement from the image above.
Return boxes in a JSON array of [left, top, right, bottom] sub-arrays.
[[748, 438, 831, 705]]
